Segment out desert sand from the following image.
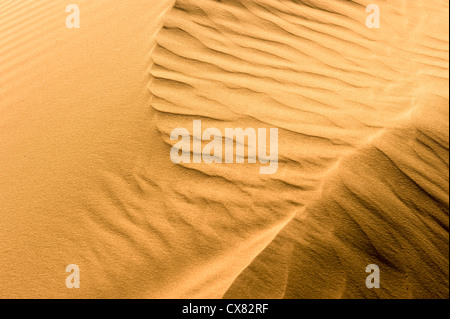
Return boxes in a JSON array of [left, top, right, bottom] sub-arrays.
[[0, 0, 448, 299]]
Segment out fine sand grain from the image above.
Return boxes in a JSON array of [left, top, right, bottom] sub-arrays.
[[0, 0, 448, 298]]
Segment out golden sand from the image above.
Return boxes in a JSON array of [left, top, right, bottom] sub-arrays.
[[0, 0, 448, 298]]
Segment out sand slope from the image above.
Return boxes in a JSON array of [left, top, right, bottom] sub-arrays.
[[225, 97, 449, 298], [0, 0, 175, 298], [151, 0, 449, 298], [0, 0, 448, 298]]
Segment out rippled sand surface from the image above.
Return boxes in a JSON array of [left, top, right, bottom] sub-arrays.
[[0, 0, 448, 298]]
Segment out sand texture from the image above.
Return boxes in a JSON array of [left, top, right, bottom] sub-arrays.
[[0, 0, 448, 298]]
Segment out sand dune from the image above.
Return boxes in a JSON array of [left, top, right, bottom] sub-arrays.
[[225, 97, 449, 298], [0, 0, 448, 298]]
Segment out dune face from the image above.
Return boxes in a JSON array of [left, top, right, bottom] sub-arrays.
[[225, 98, 449, 299], [0, 0, 448, 299]]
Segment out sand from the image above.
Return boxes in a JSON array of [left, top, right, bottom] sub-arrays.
[[0, 0, 448, 298]]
